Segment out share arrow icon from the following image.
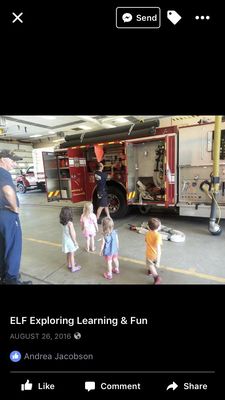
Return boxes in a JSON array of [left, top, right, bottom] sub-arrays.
[[166, 381, 178, 391]]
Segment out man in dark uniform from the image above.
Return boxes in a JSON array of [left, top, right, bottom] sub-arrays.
[[94, 162, 110, 223], [0, 149, 32, 284]]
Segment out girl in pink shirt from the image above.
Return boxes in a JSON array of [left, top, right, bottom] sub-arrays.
[[80, 202, 98, 252]]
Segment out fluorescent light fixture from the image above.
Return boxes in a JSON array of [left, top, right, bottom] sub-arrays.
[[48, 130, 56, 134], [77, 125, 91, 130], [114, 117, 130, 123], [52, 138, 65, 143], [29, 134, 43, 138], [39, 116, 56, 120]]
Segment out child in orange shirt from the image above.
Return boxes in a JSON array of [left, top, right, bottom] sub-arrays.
[[145, 217, 162, 284]]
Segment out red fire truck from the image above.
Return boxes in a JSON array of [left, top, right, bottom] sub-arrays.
[[42, 119, 225, 230]]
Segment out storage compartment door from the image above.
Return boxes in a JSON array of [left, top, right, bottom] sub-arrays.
[[68, 148, 87, 203], [42, 152, 61, 201], [165, 135, 176, 206]]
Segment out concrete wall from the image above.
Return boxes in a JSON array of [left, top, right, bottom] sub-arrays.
[[0, 141, 33, 180]]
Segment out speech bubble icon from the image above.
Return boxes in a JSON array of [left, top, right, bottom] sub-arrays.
[[85, 381, 95, 392], [122, 13, 133, 23]]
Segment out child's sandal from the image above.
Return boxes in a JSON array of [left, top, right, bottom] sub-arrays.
[[103, 272, 112, 280], [71, 265, 81, 272]]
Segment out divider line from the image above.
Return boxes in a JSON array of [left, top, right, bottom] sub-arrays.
[[11, 370, 215, 374]]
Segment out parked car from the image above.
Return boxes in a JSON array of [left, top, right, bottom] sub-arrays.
[[16, 166, 45, 194]]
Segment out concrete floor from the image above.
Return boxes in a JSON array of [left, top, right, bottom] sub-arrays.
[[18, 190, 225, 285]]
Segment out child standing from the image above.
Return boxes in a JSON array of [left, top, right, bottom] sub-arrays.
[[145, 217, 162, 284], [59, 207, 81, 273], [80, 202, 98, 252], [99, 217, 119, 280]]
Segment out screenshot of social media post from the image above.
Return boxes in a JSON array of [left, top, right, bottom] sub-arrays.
[[0, 115, 224, 396]]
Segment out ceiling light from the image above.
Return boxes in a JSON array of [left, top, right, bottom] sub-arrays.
[[114, 118, 130, 123], [48, 130, 56, 134], [52, 138, 65, 143], [29, 134, 43, 138], [77, 125, 91, 130]]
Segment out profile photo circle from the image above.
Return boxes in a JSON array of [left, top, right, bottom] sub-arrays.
[[10, 350, 22, 362]]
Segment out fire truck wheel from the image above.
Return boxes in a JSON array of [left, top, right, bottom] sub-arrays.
[[17, 183, 27, 194], [138, 205, 151, 215], [107, 187, 128, 219]]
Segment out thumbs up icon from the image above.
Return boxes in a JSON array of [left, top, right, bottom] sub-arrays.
[[10, 350, 22, 362], [21, 380, 33, 391]]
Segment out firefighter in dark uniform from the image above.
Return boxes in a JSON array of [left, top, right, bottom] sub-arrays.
[[0, 150, 32, 284], [94, 162, 110, 223]]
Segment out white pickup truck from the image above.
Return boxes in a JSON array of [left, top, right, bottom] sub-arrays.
[[16, 165, 46, 193]]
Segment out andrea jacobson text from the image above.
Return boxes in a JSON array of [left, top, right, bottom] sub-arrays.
[[24, 353, 94, 360]]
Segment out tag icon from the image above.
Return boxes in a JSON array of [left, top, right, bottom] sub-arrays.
[[167, 10, 182, 25]]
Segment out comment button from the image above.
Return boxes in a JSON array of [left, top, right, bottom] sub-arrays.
[[116, 7, 161, 29]]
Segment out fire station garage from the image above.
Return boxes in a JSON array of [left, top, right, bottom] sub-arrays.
[[1, 115, 225, 284]]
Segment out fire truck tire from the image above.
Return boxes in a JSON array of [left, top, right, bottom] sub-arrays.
[[107, 187, 128, 219], [17, 183, 27, 194], [138, 205, 151, 215]]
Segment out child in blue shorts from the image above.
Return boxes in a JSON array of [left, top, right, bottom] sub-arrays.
[[99, 217, 119, 280]]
